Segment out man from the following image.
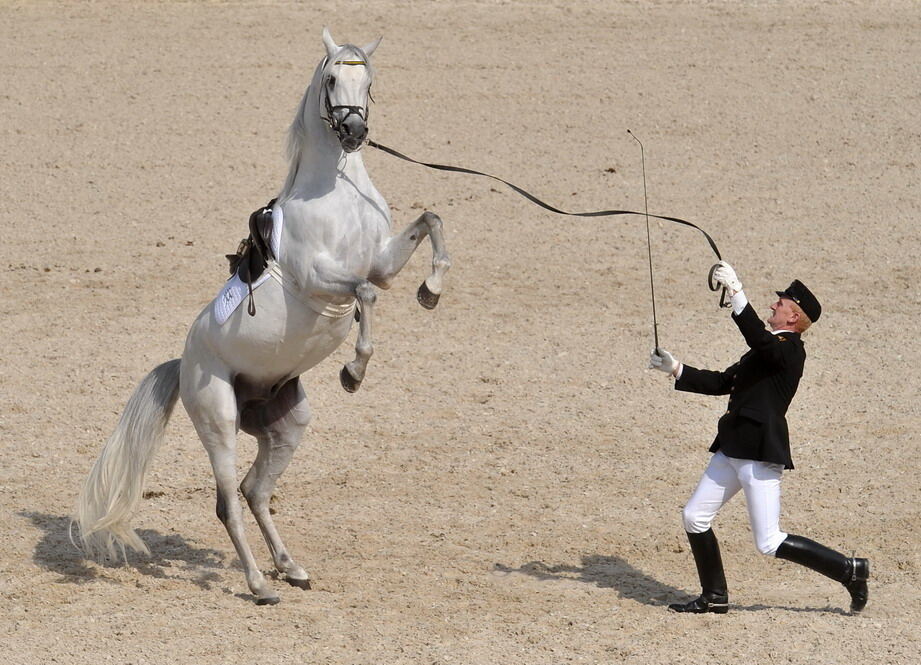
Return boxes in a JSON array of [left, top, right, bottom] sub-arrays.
[[649, 261, 869, 614]]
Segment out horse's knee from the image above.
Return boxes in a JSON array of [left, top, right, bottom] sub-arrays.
[[355, 282, 376, 306], [422, 211, 442, 227]]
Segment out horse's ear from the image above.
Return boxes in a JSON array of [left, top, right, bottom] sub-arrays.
[[322, 27, 339, 58], [361, 36, 382, 58]]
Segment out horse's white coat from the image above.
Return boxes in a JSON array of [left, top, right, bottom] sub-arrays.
[[74, 28, 451, 604]]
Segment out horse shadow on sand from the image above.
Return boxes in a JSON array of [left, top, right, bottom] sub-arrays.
[[21, 512, 238, 595], [494, 554, 848, 614]]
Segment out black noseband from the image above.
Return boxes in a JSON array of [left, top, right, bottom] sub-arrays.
[[319, 57, 371, 138], [324, 98, 368, 133]]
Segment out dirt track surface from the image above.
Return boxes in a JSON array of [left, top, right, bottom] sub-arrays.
[[2, 1, 919, 663]]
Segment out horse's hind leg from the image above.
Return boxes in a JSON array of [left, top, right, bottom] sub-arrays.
[[370, 210, 451, 309], [180, 360, 279, 605], [239, 378, 312, 589]]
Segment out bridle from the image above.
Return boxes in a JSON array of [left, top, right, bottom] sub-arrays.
[[319, 57, 372, 135]]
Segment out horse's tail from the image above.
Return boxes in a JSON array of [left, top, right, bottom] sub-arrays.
[[72, 358, 182, 561]]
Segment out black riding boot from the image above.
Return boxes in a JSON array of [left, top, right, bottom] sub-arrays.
[[669, 529, 729, 614], [775, 534, 870, 613]]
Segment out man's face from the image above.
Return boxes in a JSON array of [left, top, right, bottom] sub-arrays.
[[767, 296, 799, 331]]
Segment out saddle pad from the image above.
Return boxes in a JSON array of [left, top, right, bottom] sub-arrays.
[[213, 205, 284, 325]]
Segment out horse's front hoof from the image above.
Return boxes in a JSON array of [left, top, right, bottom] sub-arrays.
[[340, 366, 362, 393], [256, 595, 280, 606], [417, 281, 440, 310], [286, 576, 312, 590]]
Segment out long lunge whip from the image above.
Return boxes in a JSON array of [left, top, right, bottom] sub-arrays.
[[367, 139, 731, 308], [627, 129, 660, 352]]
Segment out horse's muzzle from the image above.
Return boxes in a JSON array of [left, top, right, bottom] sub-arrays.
[[337, 116, 368, 153]]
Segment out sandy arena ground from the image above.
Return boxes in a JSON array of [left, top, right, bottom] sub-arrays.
[[1, 1, 919, 663]]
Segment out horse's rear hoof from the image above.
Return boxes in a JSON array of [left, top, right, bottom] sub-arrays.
[[340, 366, 362, 393], [417, 281, 440, 310], [286, 576, 312, 590], [256, 595, 280, 606]]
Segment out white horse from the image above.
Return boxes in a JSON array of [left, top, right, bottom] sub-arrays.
[[74, 28, 451, 605]]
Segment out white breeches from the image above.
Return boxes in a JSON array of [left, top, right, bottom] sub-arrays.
[[682, 451, 788, 556]]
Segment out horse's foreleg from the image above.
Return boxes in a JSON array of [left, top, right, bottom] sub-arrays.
[[239, 378, 312, 589], [180, 362, 279, 605], [370, 211, 451, 309], [306, 259, 377, 393], [340, 281, 375, 392]]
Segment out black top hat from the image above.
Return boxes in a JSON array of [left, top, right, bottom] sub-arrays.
[[776, 279, 821, 322]]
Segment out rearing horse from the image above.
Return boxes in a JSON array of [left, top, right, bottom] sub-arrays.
[[74, 28, 451, 605]]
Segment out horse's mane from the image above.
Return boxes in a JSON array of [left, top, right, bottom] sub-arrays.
[[277, 45, 373, 203]]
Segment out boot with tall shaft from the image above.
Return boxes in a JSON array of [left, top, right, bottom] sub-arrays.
[[775, 534, 869, 613], [669, 528, 729, 614]]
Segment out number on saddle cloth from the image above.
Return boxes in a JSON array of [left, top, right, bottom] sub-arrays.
[[225, 198, 277, 315]]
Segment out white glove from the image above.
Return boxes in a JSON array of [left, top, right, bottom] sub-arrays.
[[649, 349, 679, 376], [712, 260, 743, 295]]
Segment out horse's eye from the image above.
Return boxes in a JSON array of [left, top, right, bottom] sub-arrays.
[[327, 75, 336, 88]]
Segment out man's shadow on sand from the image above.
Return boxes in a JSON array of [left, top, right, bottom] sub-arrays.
[[494, 555, 685, 608], [21, 512, 231, 594], [494, 555, 848, 614]]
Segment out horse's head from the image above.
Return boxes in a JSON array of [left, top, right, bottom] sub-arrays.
[[319, 27, 381, 153]]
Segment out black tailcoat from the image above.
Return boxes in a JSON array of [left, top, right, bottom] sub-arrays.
[[674, 303, 805, 469]]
